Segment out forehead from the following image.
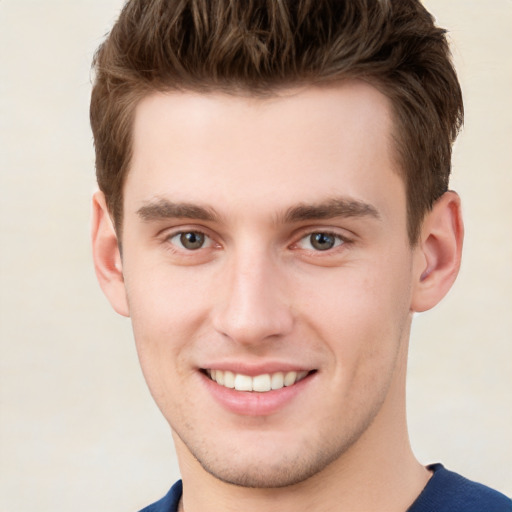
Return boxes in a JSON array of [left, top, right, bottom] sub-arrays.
[[125, 82, 403, 222]]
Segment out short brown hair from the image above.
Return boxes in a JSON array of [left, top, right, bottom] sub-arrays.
[[90, 0, 463, 243]]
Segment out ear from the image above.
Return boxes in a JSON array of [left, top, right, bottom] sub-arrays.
[[91, 191, 130, 317], [411, 191, 464, 313]]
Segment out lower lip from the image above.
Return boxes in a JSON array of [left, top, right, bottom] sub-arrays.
[[201, 372, 315, 416]]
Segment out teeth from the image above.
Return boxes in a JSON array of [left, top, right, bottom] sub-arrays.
[[284, 371, 297, 386], [234, 374, 253, 391], [224, 370, 235, 388], [252, 374, 271, 392], [207, 369, 309, 392], [271, 372, 284, 390]]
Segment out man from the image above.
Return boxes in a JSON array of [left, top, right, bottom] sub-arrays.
[[90, 1, 511, 511]]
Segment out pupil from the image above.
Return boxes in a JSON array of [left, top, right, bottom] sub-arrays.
[[180, 232, 204, 250], [311, 233, 334, 250]]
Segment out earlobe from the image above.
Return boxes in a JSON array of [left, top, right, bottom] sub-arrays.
[[91, 191, 130, 317], [411, 191, 464, 313]]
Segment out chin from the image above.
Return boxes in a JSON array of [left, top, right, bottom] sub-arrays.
[[199, 453, 339, 489], [177, 427, 353, 489]]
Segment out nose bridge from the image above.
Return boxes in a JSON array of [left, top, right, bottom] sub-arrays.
[[213, 242, 293, 344]]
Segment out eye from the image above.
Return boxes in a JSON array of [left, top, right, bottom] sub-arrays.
[[297, 232, 345, 251], [168, 231, 211, 250]]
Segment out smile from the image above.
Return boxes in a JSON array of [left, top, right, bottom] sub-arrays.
[[205, 369, 310, 392]]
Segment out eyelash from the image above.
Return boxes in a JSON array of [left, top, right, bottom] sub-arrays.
[[164, 230, 216, 252], [292, 230, 351, 254], [162, 228, 351, 255]]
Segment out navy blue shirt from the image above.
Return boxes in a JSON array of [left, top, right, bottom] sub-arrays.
[[139, 464, 512, 512]]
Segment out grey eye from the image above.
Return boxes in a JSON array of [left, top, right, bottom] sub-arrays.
[[296, 232, 344, 251], [309, 233, 336, 251], [176, 231, 206, 250]]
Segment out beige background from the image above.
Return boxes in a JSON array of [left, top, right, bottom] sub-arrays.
[[0, 1, 511, 510]]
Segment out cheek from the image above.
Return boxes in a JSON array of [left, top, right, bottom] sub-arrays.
[[298, 257, 413, 370], [122, 260, 212, 392], [124, 257, 211, 338]]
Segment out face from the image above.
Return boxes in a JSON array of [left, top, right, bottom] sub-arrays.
[[119, 82, 417, 487]]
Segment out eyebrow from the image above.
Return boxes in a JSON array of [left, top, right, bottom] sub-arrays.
[[136, 196, 380, 225], [281, 197, 380, 223], [136, 199, 218, 222]]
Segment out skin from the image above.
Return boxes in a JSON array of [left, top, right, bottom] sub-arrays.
[[92, 81, 463, 511]]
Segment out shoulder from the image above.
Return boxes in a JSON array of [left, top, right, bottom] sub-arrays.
[[138, 480, 182, 512], [408, 464, 512, 512]]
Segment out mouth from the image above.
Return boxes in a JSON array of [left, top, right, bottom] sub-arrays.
[[203, 369, 313, 392]]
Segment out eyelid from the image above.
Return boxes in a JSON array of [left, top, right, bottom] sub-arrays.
[[160, 225, 220, 250], [291, 228, 353, 252], [169, 231, 214, 249]]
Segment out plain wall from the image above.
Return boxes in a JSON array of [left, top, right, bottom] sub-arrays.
[[0, 1, 511, 510]]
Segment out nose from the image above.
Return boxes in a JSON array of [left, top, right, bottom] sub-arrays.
[[212, 248, 294, 346]]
